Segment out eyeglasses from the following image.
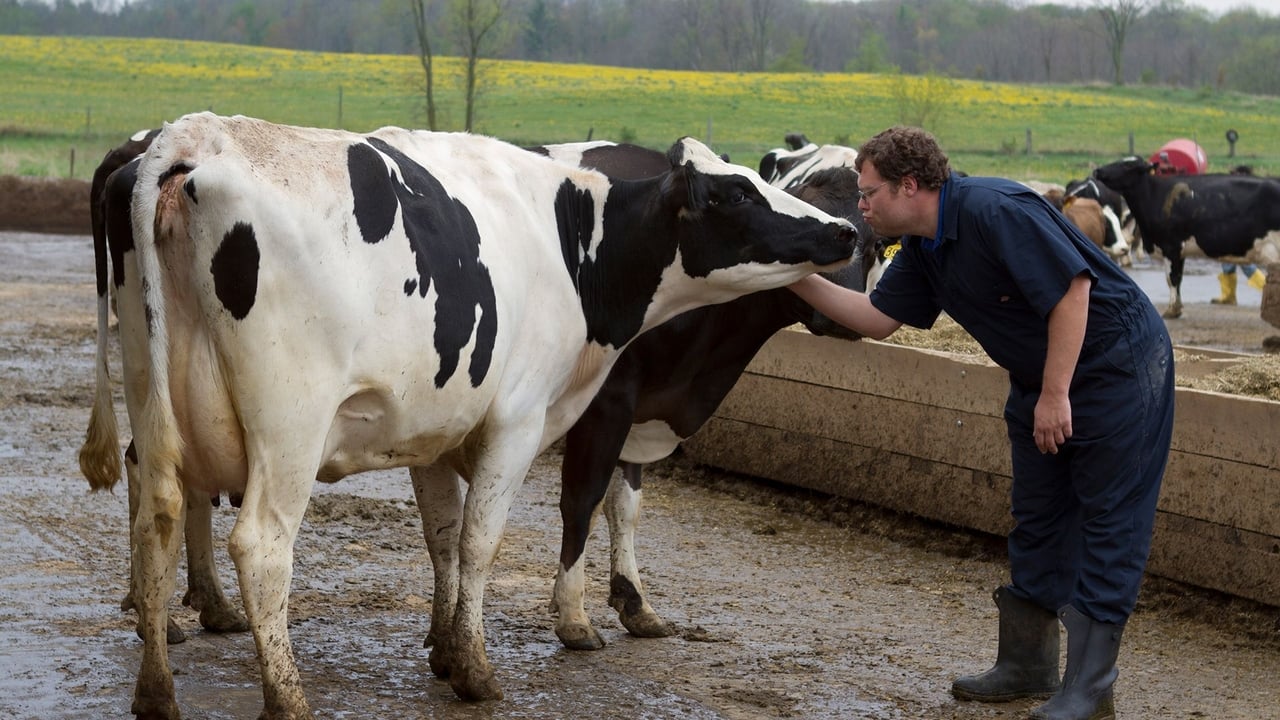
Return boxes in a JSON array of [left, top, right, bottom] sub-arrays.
[[856, 180, 891, 202]]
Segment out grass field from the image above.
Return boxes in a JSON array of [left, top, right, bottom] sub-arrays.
[[4, 35, 1280, 184]]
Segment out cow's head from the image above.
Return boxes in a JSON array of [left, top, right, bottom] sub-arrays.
[[1092, 156, 1158, 190], [781, 165, 882, 340], [758, 135, 859, 189], [660, 137, 856, 297]]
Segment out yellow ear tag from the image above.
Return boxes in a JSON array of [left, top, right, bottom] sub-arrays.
[[882, 242, 901, 262]]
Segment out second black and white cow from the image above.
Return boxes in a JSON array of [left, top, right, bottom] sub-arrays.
[[531, 139, 877, 650], [1093, 156, 1280, 318], [81, 128, 249, 646], [80, 112, 854, 718], [758, 132, 859, 189]]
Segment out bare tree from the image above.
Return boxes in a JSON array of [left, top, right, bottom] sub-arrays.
[[409, 0, 441, 130], [1096, 0, 1148, 85], [452, 0, 512, 132], [747, 0, 779, 71]]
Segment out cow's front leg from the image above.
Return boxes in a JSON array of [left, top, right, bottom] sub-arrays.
[[182, 486, 248, 634], [228, 457, 317, 720], [605, 463, 673, 639], [552, 416, 632, 651], [410, 463, 463, 678], [1164, 256, 1185, 319], [130, 452, 185, 719]]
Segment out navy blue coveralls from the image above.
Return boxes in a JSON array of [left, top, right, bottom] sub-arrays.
[[870, 173, 1175, 624]]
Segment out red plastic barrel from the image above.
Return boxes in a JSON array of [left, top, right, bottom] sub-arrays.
[[1149, 138, 1207, 175]]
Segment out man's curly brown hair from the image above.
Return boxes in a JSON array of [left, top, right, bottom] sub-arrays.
[[855, 126, 951, 191]]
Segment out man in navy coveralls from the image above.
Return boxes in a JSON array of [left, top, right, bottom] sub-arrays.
[[790, 126, 1174, 720]]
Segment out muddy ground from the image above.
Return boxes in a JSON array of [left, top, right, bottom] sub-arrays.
[[2, 181, 1279, 719]]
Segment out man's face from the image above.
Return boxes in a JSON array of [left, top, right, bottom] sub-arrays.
[[856, 162, 911, 238]]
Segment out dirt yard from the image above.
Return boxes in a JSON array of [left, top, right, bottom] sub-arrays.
[[2, 177, 1279, 719]]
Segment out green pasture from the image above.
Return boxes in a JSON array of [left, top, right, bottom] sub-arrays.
[[4, 35, 1280, 184]]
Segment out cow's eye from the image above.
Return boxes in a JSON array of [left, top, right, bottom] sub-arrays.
[[730, 191, 748, 205]]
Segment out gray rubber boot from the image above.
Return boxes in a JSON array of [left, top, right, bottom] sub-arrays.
[[951, 586, 1061, 702], [1029, 605, 1124, 720]]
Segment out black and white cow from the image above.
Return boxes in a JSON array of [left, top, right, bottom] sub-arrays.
[[1093, 156, 1280, 318], [758, 132, 859, 189], [529, 140, 878, 650], [79, 112, 854, 718]]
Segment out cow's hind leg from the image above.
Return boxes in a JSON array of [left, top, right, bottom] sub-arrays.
[[410, 463, 463, 678], [445, 429, 545, 702], [228, 451, 318, 720], [182, 487, 248, 634], [606, 463, 673, 639], [122, 441, 187, 645], [130, 448, 186, 719]]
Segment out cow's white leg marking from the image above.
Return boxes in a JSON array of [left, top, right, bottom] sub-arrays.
[[604, 470, 672, 638], [410, 463, 463, 677], [551, 516, 601, 650], [228, 446, 320, 719], [1165, 269, 1184, 319]]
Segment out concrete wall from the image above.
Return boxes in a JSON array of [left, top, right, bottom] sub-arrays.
[[682, 330, 1280, 607]]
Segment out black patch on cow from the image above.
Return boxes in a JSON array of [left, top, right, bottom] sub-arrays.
[[347, 144, 400, 246], [158, 162, 195, 193], [347, 138, 497, 388], [211, 222, 260, 321], [578, 144, 669, 179], [555, 178, 674, 348], [102, 157, 141, 289]]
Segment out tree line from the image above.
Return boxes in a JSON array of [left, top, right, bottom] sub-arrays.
[[4, 0, 1280, 95]]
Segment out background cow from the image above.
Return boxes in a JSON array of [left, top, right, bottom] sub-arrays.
[[83, 112, 854, 718], [80, 128, 249, 646], [1065, 176, 1133, 264], [758, 132, 859, 189], [1093, 156, 1280, 318], [1042, 187, 1130, 264]]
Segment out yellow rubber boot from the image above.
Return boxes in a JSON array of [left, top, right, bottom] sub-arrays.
[[1246, 267, 1267, 291], [1211, 272, 1238, 305]]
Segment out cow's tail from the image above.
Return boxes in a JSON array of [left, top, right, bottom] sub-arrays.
[[79, 168, 122, 492], [131, 131, 190, 513]]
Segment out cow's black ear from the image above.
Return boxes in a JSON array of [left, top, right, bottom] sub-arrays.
[[683, 161, 710, 210], [666, 138, 689, 168]]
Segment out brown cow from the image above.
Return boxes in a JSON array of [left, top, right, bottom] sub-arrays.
[[1044, 188, 1129, 264]]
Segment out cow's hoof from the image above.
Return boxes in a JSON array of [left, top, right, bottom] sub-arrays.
[[255, 706, 314, 720], [135, 618, 188, 645], [556, 623, 606, 651], [620, 609, 675, 639], [427, 644, 451, 679], [1162, 309, 1182, 319], [132, 696, 181, 720], [450, 664, 504, 702], [198, 604, 248, 634]]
